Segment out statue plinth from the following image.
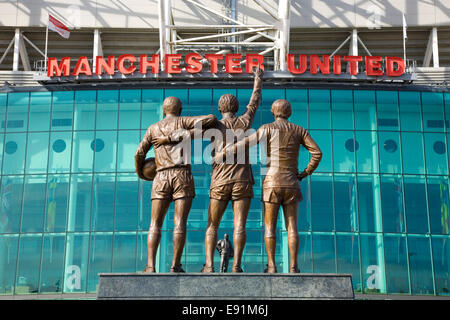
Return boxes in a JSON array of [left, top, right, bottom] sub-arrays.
[[97, 273, 354, 300]]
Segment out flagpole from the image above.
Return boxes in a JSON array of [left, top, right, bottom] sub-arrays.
[[44, 15, 49, 72]]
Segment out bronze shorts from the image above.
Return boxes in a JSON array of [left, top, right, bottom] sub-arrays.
[[151, 167, 195, 201], [210, 182, 254, 201], [262, 187, 303, 205]]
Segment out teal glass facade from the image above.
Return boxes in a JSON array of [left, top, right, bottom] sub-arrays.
[[0, 86, 449, 296]]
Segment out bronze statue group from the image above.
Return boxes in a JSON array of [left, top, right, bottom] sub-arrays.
[[135, 68, 322, 274]]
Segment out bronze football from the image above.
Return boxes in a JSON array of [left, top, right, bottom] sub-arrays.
[[142, 157, 156, 181]]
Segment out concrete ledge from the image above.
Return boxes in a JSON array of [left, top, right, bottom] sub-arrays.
[[97, 273, 354, 300]]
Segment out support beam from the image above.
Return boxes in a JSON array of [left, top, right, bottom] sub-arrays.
[[423, 27, 439, 68], [13, 28, 20, 71], [18, 31, 31, 71], [93, 29, 103, 72], [277, 0, 290, 71], [347, 29, 358, 73], [329, 34, 351, 59], [158, 0, 169, 71], [0, 37, 15, 66], [173, 27, 272, 44]]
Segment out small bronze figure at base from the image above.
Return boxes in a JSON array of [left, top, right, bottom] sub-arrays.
[[216, 234, 234, 273]]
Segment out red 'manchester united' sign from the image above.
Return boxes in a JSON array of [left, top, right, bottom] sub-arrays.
[[47, 53, 406, 77]]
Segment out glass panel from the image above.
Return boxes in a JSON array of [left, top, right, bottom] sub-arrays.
[[378, 131, 401, 174], [431, 235, 450, 296], [0, 93, 6, 134], [312, 233, 335, 273], [39, 234, 65, 293], [93, 131, 117, 172], [424, 132, 448, 175], [336, 233, 361, 292], [0, 176, 23, 233], [6, 92, 29, 132], [71, 131, 94, 173], [260, 89, 282, 128], [188, 89, 213, 117], [29, 92, 51, 132], [45, 174, 69, 233], [427, 176, 450, 235], [356, 131, 379, 173], [74, 90, 96, 130], [136, 232, 148, 272], [298, 177, 311, 231], [445, 93, 450, 131], [399, 91, 422, 131], [51, 91, 73, 131], [331, 90, 353, 130], [141, 89, 164, 130], [358, 174, 382, 233], [354, 90, 376, 131], [21, 175, 46, 233], [381, 175, 405, 233], [138, 179, 152, 231], [117, 130, 140, 172], [309, 130, 331, 172], [67, 174, 92, 232], [404, 176, 428, 234], [158, 230, 173, 272], [334, 174, 358, 232], [309, 89, 331, 129], [297, 233, 312, 273], [333, 131, 356, 172], [15, 234, 42, 294], [311, 174, 334, 231], [422, 92, 445, 132], [87, 233, 112, 292], [287, 89, 308, 130], [0, 234, 18, 295], [48, 131, 72, 173], [91, 174, 115, 232], [115, 173, 138, 231], [185, 230, 206, 272], [25, 132, 49, 174], [118, 89, 141, 129], [407, 235, 434, 295], [384, 234, 410, 294], [96, 90, 118, 130], [112, 233, 137, 272], [376, 91, 399, 131], [360, 234, 386, 294], [3, 132, 26, 174], [63, 233, 89, 293], [242, 231, 264, 273], [401, 132, 425, 174]]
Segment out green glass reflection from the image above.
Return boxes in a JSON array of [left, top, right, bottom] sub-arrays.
[[378, 131, 401, 174], [331, 90, 353, 130], [332, 131, 355, 172], [29, 92, 51, 132], [87, 233, 112, 292], [93, 131, 117, 172], [309, 130, 332, 172], [424, 132, 448, 175], [49, 131, 72, 173], [357, 174, 382, 233], [336, 233, 361, 292], [51, 91, 73, 131], [25, 132, 49, 174], [74, 90, 96, 130], [21, 175, 46, 233], [407, 235, 434, 295], [298, 177, 311, 231], [403, 176, 429, 234], [422, 92, 445, 133], [141, 89, 163, 129], [45, 174, 69, 233], [376, 91, 399, 131], [117, 130, 140, 172], [0, 234, 18, 295], [356, 131, 379, 173], [360, 234, 386, 294], [15, 234, 42, 294], [63, 233, 89, 293], [334, 174, 358, 232], [309, 89, 331, 129], [312, 233, 336, 273], [297, 233, 312, 273], [0, 93, 6, 134], [287, 89, 308, 130], [3, 132, 26, 174], [310, 174, 334, 231], [381, 175, 405, 233], [399, 91, 422, 131], [188, 89, 213, 116], [96, 90, 118, 130], [6, 92, 29, 133], [119, 89, 141, 130], [384, 234, 410, 294], [39, 234, 65, 293], [67, 174, 92, 232], [91, 174, 115, 232], [0, 176, 23, 233], [401, 132, 425, 174], [427, 176, 450, 235], [431, 235, 450, 295], [354, 90, 376, 131], [115, 173, 139, 231], [112, 233, 137, 272], [71, 131, 94, 173]]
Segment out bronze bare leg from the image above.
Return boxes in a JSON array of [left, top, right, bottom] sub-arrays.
[[204, 198, 228, 271], [232, 198, 251, 272], [263, 201, 280, 273], [282, 202, 300, 273], [171, 197, 193, 271], [146, 199, 171, 272]]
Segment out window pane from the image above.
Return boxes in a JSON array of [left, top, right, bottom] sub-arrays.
[[384, 234, 410, 294], [138, 179, 152, 231], [96, 90, 118, 130], [432, 235, 450, 296], [0, 176, 23, 233], [311, 174, 333, 231], [360, 234, 386, 294], [333, 131, 355, 172], [332, 90, 353, 130], [309, 130, 331, 172], [25, 132, 49, 174], [45, 174, 69, 233], [0, 234, 18, 295], [6, 92, 29, 132], [93, 131, 117, 172], [309, 89, 331, 129], [63, 233, 89, 293], [39, 234, 65, 293], [49, 131, 72, 173], [334, 174, 358, 232], [112, 233, 136, 272], [336, 233, 361, 291], [15, 234, 42, 294], [381, 175, 405, 233], [312, 233, 335, 273], [115, 173, 138, 231], [376, 91, 399, 131], [185, 230, 206, 272], [358, 174, 382, 233], [286, 89, 308, 129], [92, 174, 115, 232], [67, 174, 92, 232], [354, 90, 376, 130], [21, 175, 46, 233], [3, 132, 26, 174], [297, 233, 312, 273], [119, 89, 141, 129], [424, 133, 448, 175], [74, 90, 96, 130], [117, 130, 140, 172], [408, 235, 433, 295], [29, 92, 51, 131], [298, 177, 311, 231], [87, 233, 112, 292], [399, 91, 422, 131], [401, 132, 425, 174], [427, 176, 450, 235], [51, 91, 73, 131], [356, 131, 379, 173], [261, 89, 282, 128], [71, 131, 94, 173], [0, 93, 6, 134], [378, 131, 401, 174], [141, 89, 163, 130], [422, 92, 445, 132], [404, 176, 428, 234]]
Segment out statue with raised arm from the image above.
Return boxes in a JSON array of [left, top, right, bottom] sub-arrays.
[[216, 234, 234, 273], [135, 96, 217, 273], [215, 99, 322, 273]]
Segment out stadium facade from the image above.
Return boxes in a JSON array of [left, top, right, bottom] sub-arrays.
[[0, 0, 449, 298]]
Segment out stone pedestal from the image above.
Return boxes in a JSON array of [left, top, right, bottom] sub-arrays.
[[97, 273, 354, 300]]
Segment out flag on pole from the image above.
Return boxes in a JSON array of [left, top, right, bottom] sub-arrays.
[[48, 14, 70, 39], [402, 13, 408, 40]]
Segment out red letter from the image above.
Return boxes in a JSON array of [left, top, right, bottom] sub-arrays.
[[72, 56, 92, 76], [117, 54, 136, 74], [225, 54, 242, 73], [344, 56, 363, 75], [185, 53, 203, 74], [246, 54, 264, 73], [287, 54, 307, 74], [386, 57, 405, 77], [366, 56, 383, 76], [333, 55, 341, 75], [140, 54, 159, 74], [47, 57, 70, 77], [165, 54, 182, 74], [205, 54, 223, 73], [96, 56, 115, 75], [310, 55, 330, 75]]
